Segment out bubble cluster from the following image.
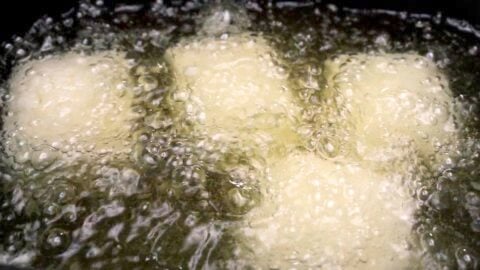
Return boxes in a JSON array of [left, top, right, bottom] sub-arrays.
[[0, 1, 479, 269]]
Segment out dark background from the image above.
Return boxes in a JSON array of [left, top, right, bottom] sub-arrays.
[[0, 0, 479, 42]]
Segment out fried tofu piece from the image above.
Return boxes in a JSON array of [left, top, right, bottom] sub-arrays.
[[321, 54, 457, 163], [242, 152, 417, 269], [3, 52, 136, 159], [165, 35, 301, 151]]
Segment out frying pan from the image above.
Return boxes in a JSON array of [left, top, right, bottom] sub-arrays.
[[0, 0, 479, 269]]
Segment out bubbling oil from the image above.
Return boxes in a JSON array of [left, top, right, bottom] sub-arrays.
[[0, 1, 479, 269]]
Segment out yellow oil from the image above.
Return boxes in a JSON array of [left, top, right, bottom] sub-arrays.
[[0, 1, 479, 269]]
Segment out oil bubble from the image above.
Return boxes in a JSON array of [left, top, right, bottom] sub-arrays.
[[41, 228, 71, 255]]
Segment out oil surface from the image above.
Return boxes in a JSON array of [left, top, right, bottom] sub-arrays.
[[0, 1, 479, 269]]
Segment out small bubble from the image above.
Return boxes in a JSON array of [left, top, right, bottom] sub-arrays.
[[139, 202, 151, 213], [327, 4, 338, 12], [31, 150, 57, 170], [44, 204, 60, 217], [374, 33, 390, 47], [417, 186, 430, 201], [469, 46, 478, 55], [471, 219, 480, 233], [465, 192, 480, 206], [428, 191, 450, 211], [16, 48, 26, 57], [184, 214, 198, 227], [228, 188, 248, 208], [81, 37, 92, 46], [41, 228, 71, 255], [138, 75, 158, 92], [455, 247, 478, 270], [143, 154, 157, 166], [63, 18, 74, 27]]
